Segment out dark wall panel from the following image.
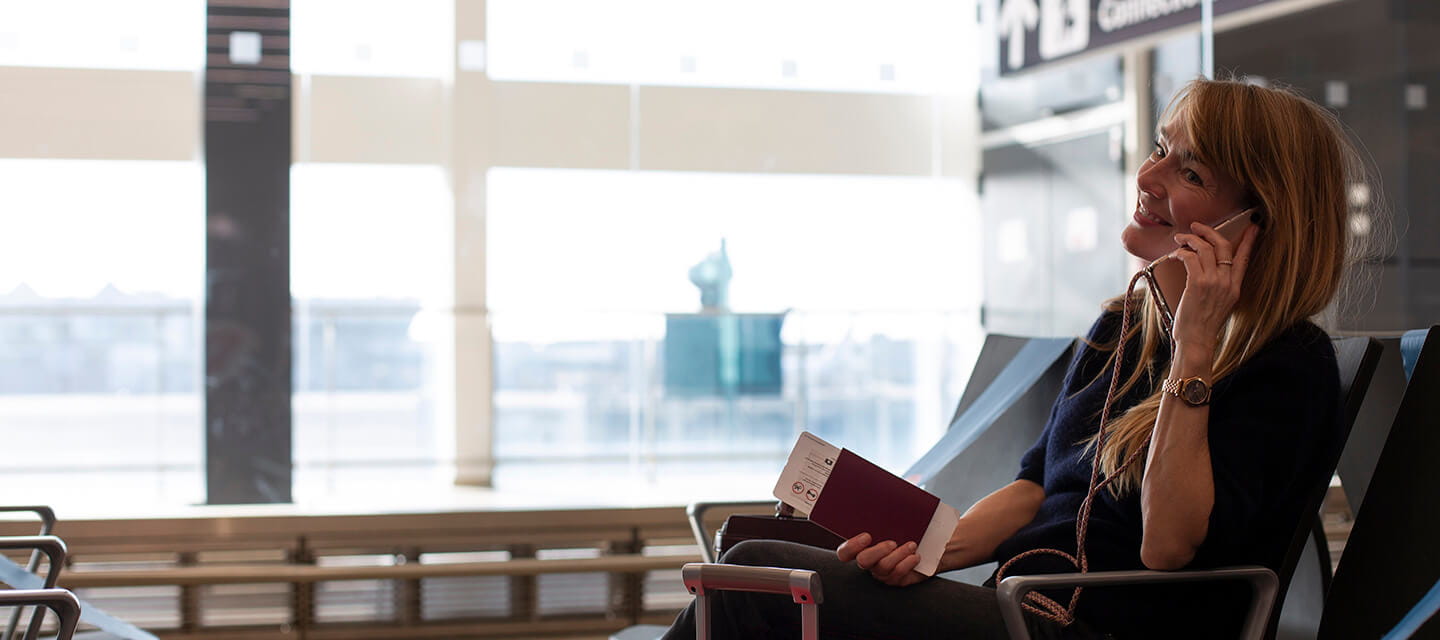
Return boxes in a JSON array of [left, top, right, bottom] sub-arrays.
[[1216, 0, 1440, 331], [204, 2, 292, 504]]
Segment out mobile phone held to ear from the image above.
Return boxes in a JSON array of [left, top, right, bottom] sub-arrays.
[[1142, 207, 1262, 338]]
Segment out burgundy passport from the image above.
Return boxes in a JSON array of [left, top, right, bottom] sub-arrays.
[[807, 448, 941, 546]]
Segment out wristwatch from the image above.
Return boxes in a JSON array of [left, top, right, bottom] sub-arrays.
[[1163, 376, 1212, 406]]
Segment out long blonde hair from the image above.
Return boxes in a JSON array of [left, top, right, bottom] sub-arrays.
[[1090, 78, 1378, 496]]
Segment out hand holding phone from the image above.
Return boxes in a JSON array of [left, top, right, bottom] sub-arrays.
[[1143, 207, 1262, 339]]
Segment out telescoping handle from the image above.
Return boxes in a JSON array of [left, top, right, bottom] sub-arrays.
[[682, 563, 823, 640]]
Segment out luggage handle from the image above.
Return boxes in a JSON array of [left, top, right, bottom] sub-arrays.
[[682, 563, 822, 640]]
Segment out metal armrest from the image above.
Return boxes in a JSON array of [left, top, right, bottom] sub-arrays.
[[682, 563, 822, 640], [0, 536, 70, 640], [0, 589, 81, 640], [0, 536, 68, 589], [0, 509, 59, 640], [686, 501, 776, 563], [0, 536, 68, 590], [0, 507, 57, 537], [996, 566, 1278, 640]]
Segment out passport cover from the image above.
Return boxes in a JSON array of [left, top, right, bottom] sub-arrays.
[[807, 448, 941, 546]]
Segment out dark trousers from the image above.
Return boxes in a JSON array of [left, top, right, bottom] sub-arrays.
[[660, 540, 1105, 640]]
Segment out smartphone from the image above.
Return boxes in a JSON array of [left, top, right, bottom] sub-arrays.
[[1142, 207, 1263, 337]]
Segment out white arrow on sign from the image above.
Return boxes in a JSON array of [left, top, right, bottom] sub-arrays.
[[998, 0, 1040, 71]]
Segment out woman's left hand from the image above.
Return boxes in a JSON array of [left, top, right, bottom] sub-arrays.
[[836, 533, 928, 587], [1170, 222, 1260, 353]]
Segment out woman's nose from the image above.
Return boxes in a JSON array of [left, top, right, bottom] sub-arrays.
[[1136, 160, 1164, 200]]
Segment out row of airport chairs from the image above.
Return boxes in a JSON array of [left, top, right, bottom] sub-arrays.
[[0, 507, 82, 640], [3, 328, 1434, 639], [1, 510, 193, 636], [632, 326, 1439, 640]]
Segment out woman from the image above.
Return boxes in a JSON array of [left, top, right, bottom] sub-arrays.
[[661, 78, 1373, 639]]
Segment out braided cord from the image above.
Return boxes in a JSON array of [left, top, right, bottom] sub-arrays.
[[996, 271, 1157, 625]]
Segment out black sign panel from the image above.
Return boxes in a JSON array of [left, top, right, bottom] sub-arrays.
[[987, 0, 1277, 75]]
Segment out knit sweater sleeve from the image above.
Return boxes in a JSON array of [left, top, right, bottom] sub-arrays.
[[1198, 325, 1340, 563]]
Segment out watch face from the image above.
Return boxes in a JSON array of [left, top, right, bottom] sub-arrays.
[[1182, 379, 1209, 404]]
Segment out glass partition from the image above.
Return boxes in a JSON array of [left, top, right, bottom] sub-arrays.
[[980, 128, 1129, 337]]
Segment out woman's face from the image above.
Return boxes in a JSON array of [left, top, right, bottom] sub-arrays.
[[1122, 118, 1251, 262]]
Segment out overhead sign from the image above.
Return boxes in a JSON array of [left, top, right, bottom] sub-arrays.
[[987, 0, 1276, 75]]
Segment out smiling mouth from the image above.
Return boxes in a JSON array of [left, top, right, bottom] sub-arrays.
[[1138, 205, 1172, 227]]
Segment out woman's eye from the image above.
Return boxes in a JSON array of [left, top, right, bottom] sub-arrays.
[[1152, 141, 1166, 158], [1184, 170, 1203, 185]]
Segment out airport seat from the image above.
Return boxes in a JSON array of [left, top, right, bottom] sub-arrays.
[[906, 334, 1076, 584], [0, 590, 82, 640], [1277, 328, 1429, 637], [628, 333, 1385, 640], [1332, 330, 1425, 525], [661, 335, 1380, 640], [0, 510, 68, 640], [613, 334, 1074, 639], [997, 336, 1382, 640], [1381, 577, 1440, 640], [0, 507, 158, 640], [1399, 327, 1430, 380], [1318, 327, 1440, 639], [683, 334, 1075, 567]]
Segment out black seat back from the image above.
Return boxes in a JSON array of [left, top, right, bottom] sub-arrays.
[[1267, 336, 1383, 639], [1335, 335, 1411, 514], [1319, 327, 1440, 639]]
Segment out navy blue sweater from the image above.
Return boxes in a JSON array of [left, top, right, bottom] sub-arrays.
[[988, 311, 1341, 639]]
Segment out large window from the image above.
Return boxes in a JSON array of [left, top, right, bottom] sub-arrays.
[[1, 0, 986, 507], [0, 159, 204, 504], [289, 164, 453, 498], [488, 169, 983, 494], [287, 0, 456, 499], [479, 0, 988, 491], [0, 0, 203, 506]]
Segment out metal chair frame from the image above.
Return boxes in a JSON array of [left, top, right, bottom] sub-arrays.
[[0, 590, 81, 640]]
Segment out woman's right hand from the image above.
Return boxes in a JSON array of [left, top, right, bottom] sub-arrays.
[[836, 532, 927, 587]]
